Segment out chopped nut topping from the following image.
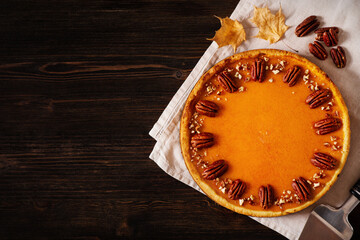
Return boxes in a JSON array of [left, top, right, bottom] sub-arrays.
[[227, 68, 233, 72], [324, 142, 331, 147], [239, 199, 244, 206], [219, 186, 226, 194], [305, 69, 309, 74], [313, 182, 320, 188], [270, 64, 273, 70], [234, 71, 242, 79], [269, 78, 274, 83], [241, 63, 248, 71], [330, 136, 337, 141], [266, 66, 269, 70], [264, 57, 269, 62], [303, 74, 309, 80], [272, 70, 280, 75]]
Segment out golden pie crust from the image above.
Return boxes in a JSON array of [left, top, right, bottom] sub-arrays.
[[180, 49, 350, 217]]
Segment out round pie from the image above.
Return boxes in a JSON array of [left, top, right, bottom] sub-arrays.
[[180, 49, 350, 217]]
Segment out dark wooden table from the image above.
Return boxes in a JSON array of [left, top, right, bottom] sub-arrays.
[[0, 1, 359, 239]]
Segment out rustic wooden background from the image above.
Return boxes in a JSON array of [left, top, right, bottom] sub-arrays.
[[0, 0, 358, 239]]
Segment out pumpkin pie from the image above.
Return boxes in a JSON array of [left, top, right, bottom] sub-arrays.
[[180, 49, 350, 217]]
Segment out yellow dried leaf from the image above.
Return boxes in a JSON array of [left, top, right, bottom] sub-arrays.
[[250, 6, 289, 44], [208, 16, 246, 53]]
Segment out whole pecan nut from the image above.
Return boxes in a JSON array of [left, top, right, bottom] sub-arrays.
[[258, 185, 274, 209], [295, 16, 320, 37], [309, 41, 327, 60], [292, 177, 311, 202], [250, 58, 265, 82], [191, 132, 214, 149], [305, 89, 332, 108], [283, 66, 301, 87], [311, 152, 337, 170], [202, 160, 228, 180], [315, 27, 339, 41], [228, 179, 246, 200], [314, 118, 342, 135], [195, 100, 219, 117], [330, 46, 346, 68], [217, 71, 237, 93], [323, 28, 338, 47]]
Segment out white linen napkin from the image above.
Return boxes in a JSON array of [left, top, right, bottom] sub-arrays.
[[149, 0, 360, 239]]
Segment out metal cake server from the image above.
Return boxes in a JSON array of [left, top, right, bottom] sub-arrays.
[[299, 178, 360, 240]]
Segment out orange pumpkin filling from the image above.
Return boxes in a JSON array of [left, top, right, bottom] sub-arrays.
[[180, 49, 350, 217]]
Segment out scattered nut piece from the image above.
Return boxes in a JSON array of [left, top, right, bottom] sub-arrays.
[[272, 70, 280, 75]]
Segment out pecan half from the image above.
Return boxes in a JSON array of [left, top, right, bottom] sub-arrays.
[[228, 179, 246, 200], [305, 89, 332, 108], [309, 41, 327, 60], [191, 132, 214, 149], [314, 118, 342, 135], [323, 28, 338, 47], [283, 66, 301, 87], [217, 71, 237, 93], [315, 27, 339, 41], [292, 177, 311, 202], [202, 160, 228, 180], [295, 16, 320, 37], [250, 58, 265, 82], [259, 185, 274, 209], [311, 152, 337, 170], [330, 46, 346, 68], [195, 100, 219, 117]]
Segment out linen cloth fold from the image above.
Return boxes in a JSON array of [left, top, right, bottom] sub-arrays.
[[149, 0, 360, 239]]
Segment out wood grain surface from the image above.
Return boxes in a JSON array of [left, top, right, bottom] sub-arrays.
[[0, 0, 358, 239]]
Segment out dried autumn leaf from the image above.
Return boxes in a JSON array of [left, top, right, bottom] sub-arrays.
[[208, 16, 246, 53], [250, 6, 289, 44]]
